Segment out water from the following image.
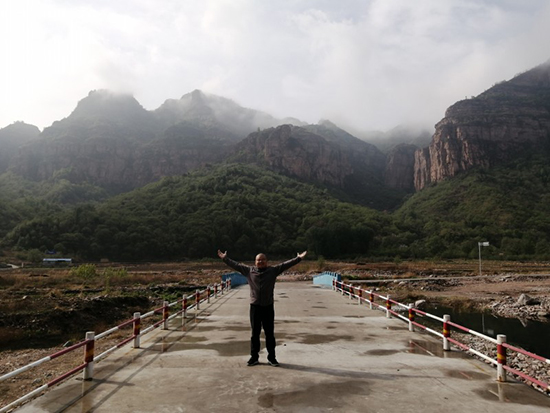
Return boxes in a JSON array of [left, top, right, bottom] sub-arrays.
[[425, 305, 550, 359]]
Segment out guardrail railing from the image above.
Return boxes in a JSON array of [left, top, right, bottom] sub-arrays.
[[0, 279, 232, 413], [333, 279, 550, 393]]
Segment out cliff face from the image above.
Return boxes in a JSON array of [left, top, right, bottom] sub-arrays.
[[233, 125, 354, 186], [231, 124, 403, 209], [385, 144, 417, 191], [414, 61, 550, 190]]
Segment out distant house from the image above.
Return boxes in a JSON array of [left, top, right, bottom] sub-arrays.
[[42, 258, 72, 266]]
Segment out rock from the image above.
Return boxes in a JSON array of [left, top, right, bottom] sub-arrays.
[[414, 299, 427, 309], [515, 294, 540, 306]]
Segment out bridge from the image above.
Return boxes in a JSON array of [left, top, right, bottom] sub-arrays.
[[13, 282, 550, 412]]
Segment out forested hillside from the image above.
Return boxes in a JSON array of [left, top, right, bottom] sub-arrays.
[[3, 152, 550, 262], [1, 164, 390, 261], [393, 153, 550, 260]]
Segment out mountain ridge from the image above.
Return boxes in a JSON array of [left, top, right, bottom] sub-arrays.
[[1, 59, 550, 206], [3, 60, 550, 260]]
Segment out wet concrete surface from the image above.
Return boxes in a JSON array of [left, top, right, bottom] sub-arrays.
[[15, 282, 550, 413]]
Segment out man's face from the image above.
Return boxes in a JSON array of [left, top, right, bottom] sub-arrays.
[[255, 254, 268, 269]]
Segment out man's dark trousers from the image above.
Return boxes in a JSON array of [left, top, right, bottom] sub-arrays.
[[249, 304, 275, 360]]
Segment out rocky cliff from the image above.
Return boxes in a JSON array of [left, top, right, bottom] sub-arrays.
[[230, 124, 403, 209], [8, 90, 301, 190], [233, 124, 354, 186], [414, 60, 550, 190], [385, 144, 417, 191]]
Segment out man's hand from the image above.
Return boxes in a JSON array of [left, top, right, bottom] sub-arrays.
[[297, 251, 307, 259], [218, 250, 227, 259]]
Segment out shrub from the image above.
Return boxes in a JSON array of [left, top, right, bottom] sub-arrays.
[[70, 264, 97, 280]]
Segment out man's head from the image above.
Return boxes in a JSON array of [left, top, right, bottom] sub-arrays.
[[255, 253, 268, 269]]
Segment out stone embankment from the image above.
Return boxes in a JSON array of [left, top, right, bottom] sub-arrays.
[[455, 331, 550, 396], [489, 293, 550, 321]]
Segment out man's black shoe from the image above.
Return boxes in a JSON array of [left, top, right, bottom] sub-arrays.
[[267, 358, 280, 367], [247, 357, 259, 366]]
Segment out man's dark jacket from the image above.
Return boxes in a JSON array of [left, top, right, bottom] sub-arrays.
[[222, 256, 302, 306]]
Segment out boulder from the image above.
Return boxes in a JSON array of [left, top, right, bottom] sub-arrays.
[[515, 294, 540, 306], [414, 299, 427, 309]]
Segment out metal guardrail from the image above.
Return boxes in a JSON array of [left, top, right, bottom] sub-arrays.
[[334, 279, 550, 392], [0, 280, 232, 413]]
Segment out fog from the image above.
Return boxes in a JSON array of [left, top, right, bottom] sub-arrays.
[[1, 0, 549, 133]]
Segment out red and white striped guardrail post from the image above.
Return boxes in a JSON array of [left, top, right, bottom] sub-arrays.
[[408, 305, 414, 332], [207, 286, 211, 303], [182, 295, 188, 326], [214, 284, 218, 299], [443, 315, 451, 351], [358, 288, 362, 305], [386, 295, 391, 318], [133, 312, 141, 348], [342, 282, 345, 296], [196, 289, 200, 311], [350, 285, 354, 300], [369, 292, 374, 309], [83, 332, 95, 381], [497, 334, 507, 382], [162, 301, 169, 330], [221, 282, 225, 295]]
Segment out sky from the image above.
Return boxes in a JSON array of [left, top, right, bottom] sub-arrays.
[[1, 0, 549, 133]]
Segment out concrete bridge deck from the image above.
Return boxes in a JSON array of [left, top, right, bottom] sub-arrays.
[[16, 282, 550, 412]]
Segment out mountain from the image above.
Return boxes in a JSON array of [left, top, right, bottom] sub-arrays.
[[2, 89, 406, 208], [41, 90, 160, 142], [414, 60, 550, 190], [230, 123, 404, 209], [5, 89, 307, 191], [4, 60, 550, 261], [8, 91, 160, 191], [0, 122, 40, 173], [4, 60, 550, 206], [232, 124, 355, 186], [154, 89, 305, 139]]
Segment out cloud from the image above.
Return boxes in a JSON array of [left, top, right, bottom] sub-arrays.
[[1, 0, 549, 132]]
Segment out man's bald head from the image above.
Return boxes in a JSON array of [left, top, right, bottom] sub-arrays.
[[255, 253, 268, 269]]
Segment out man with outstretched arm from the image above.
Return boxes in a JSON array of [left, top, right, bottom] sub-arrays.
[[217, 250, 307, 367]]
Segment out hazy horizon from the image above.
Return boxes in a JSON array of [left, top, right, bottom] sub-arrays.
[[1, 1, 549, 133]]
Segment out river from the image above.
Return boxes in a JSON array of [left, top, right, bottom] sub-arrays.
[[426, 305, 550, 359]]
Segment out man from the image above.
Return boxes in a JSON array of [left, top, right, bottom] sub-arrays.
[[217, 249, 307, 366]]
